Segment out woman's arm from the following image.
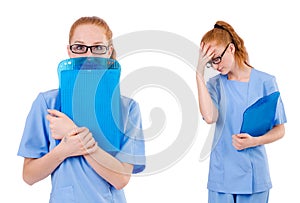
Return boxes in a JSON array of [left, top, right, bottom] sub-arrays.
[[23, 127, 97, 185], [196, 42, 218, 124], [232, 124, 285, 150], [84, 149, 133, 190], [255, 124, 285, 145], [23, 145, 66, 185], [196, 74, 218, 124], [46, 109, 134, 190]]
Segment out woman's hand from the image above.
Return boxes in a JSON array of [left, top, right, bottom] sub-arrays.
[[197, 42, 215, 76], [22, 126, 97, 185], [232, 124, 285, 150], [232, 133, 258, 150], [59, 127, 98, 158], [46, 109, 77, 139]]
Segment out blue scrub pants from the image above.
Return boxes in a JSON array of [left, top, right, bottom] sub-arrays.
[[208, 190, 269, 203]]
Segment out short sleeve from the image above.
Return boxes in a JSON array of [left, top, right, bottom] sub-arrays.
[[115, 100, 146, 174], [272, 78, 287, 125], [263, 76, 287, 125], [17, 93, 50, 158], [274, 96, 287, 125], [206, 76, 221, 109]]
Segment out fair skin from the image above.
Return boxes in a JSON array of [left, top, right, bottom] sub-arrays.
[[196, 41, 285, 150], [23, 24, 133, 190]]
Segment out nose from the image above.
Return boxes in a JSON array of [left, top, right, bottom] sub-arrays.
[[82, 48, 95, 57]]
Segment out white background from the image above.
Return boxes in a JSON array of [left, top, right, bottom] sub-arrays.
[[1, 0, 299, 202]]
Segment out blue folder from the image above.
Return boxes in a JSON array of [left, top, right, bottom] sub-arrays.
[[240, 91, 280, 137], [58, 57, 123, 152]]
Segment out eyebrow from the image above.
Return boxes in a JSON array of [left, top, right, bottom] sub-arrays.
[[73, 40, 106, 45]]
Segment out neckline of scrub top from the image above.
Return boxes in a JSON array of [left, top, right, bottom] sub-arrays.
[[225, 68, 253, 83]]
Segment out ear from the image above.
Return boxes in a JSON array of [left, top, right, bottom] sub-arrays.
[[229, 43, 235, 54], [67, 45, 72, 58], [107, 45, 114, 58]]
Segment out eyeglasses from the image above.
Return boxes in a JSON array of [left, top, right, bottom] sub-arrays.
[[70, 44, 109, 55], [210, 42, 231, 65]]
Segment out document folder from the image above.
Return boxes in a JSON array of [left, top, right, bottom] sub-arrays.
[[58, 57, 123, 152], [240, 91, 280, 137]]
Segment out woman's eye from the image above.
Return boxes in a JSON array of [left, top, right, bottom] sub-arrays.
[[95, 45, 105, 50], [212, 57, 221, 64], [75, 45, 84, 50]]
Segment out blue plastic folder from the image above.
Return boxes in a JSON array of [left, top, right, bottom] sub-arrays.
[[240, 91, 280, 137], [58, 57, 123, 152]]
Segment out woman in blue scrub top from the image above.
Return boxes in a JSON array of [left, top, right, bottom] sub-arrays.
[[196, 21, 286, 203], [18, 16, 146, 203]]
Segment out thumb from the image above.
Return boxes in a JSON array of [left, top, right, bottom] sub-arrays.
[[67, 127, 86, 136], [237, 133, 249, 139], [47, 109, 66, 118], [67, 127, 79, 136]]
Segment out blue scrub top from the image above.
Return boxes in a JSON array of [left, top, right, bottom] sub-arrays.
[[206, 68, 287, 194], [18, 89, 146, 203]]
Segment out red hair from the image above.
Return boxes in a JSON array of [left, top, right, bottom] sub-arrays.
[[69, 16, 116, 59], [201, 21, 252, 68]]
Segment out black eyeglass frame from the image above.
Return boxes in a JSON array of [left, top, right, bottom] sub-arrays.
[[69, 44, 109, 55], [210, 42, 232, 65]]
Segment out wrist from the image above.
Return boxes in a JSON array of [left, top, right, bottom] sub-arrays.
[[54, 140, 70, 160], [253, 136, 262, 147], [196, 73, 205, 83], [196, 62, 206, 75]]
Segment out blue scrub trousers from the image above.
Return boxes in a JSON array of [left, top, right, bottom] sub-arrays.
[[208, 190, 269, 203]]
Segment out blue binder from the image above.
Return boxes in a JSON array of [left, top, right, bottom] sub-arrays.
[[58, 57, 123, 152], [240, 91, 280, 137]]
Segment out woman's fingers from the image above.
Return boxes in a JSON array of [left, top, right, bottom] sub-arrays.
[[47, 109, 66, 117], [74, 127, 97, 153], [60, 127, 97, 157]]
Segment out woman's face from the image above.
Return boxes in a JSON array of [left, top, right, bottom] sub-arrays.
[[210, 42, 235, 75], [68, 24, 113, 58]]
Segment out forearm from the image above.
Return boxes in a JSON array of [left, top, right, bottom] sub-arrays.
[[23, 144, 67, 185], [84, 147, 133, 190], [196, 74, 218, 123], [255, 124, 285, 146]]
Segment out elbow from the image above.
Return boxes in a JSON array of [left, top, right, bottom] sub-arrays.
[[22, 158, 40, 186], [203, 116, 216, 124], [278, 124, 285, 139], [204, 118, 215, 124], [22, 173, 35, 186], [271, 124, 285, 140], [113, 175, 131, 190], [201, 110, 218, 124], [22, 167, 38, 186]]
